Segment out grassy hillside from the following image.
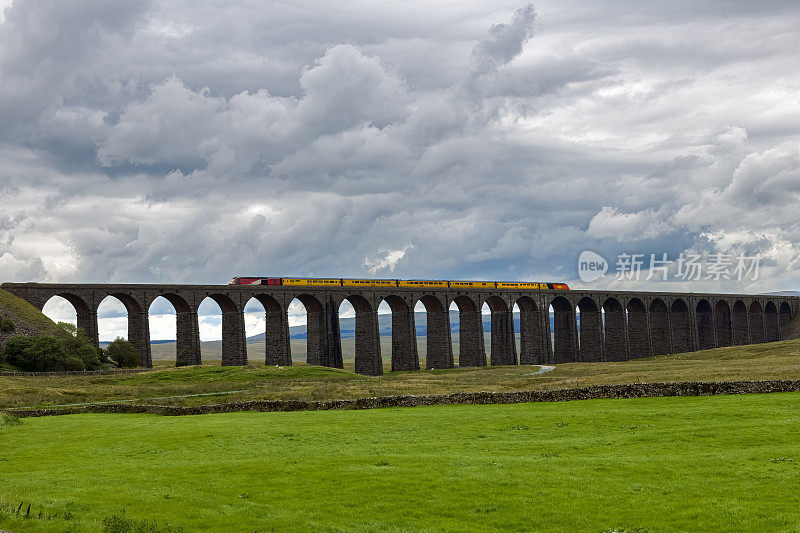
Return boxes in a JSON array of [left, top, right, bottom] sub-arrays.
[[1, 392, 799, 532], [3, 338, 800, 410], [0, 289, 67, 356]]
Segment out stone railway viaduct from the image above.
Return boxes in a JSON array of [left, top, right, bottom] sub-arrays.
[[2, 282, 797, 376]]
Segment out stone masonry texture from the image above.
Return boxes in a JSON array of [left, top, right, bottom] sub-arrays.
[[1, 282, 797, 376]]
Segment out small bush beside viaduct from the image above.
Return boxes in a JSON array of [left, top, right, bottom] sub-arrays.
[[2, 282, 796, 376]]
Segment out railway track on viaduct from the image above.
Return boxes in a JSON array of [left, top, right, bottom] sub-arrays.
[[2, 282, 797, 376]]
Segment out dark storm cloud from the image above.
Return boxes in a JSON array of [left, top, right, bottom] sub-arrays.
[[1, 0, 800, 316]]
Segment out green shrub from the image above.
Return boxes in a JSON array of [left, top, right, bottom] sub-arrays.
[[98, 346, 113, 365], [176, 347, 191, 367], [55, 322, 107, 370], [2, 334, 33, 366], [0, 318, 15, 333], [2, 326, 107, 372], [57, 321, 78, 336], [102, 513, 136, 533], [64, 328, 103, 370], [18, 335, 85, 371], [106, 338, 139, 368]]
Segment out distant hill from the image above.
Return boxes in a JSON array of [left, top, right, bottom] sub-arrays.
[[150, 310, 567, 344], [244, 311, 557, 340], [149, 311, 562, 344], [763, 291, 800, 297]]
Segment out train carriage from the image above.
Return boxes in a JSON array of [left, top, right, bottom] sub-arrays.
[[497, 282, 545, 290], [397, 280, 449, 289], [282, 278, 342, 286], [229, 276, 569, 290], [342, 279, 398, 287], [449, 280, 496, 289]]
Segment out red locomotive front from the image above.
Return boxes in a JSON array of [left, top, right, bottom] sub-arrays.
[[228, 277, 283, 285]]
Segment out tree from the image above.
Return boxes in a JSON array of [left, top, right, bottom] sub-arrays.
[[65, 329, 103, 370], [0, 318, 15, 333], [15, 335, 84, 372], [2, 329, 107, 372], [57, 321, 77, 336], [105, 337, 139, 368], [2, 335, 32, 366], [57, 322, 107, 369]]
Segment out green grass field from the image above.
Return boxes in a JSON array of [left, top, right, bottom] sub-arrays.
[[1, 392, 799, 532], [2, 338, 800, 410], [3, 305, 799, 531]]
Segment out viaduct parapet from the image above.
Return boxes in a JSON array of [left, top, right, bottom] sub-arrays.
[[2, 282, 797, 376]]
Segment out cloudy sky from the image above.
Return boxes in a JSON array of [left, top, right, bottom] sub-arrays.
[[1, 0, 799, 340]]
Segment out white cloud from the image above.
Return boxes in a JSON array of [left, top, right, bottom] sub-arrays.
[[363, 246, 411, 274], [0, 0, 14, 24], [587, 207, 673, 241]]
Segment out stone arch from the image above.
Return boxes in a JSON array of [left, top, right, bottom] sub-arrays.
[[42, 292, 97, 347], [451, 295, 485, 367], [100, 293, 151, 368], [484, 295, 516, 366], [696, 299, 714, 350], [714, 300, 732, 347], [415, 295, 453, 369], [200, 293, 246, 366], [292, 294, 340, 368], [551, 296, 577, 364], [602, 298, 626, 362], [649, 299, 671, 356], [765, 301, 779, 342], [250, 294, 290, 366], [382, 295, 418, 372], [748, 301, 764, 344], [206, 293, 238, 313], [109, 293, 142, 313], [780, 301, 792, 328], [516, 296, 544, 365], [627, 298, 649, 358], [670, 299, 691, 353], [731, 300, 749, 346], [577, 297, 602, 362], [52, 292, 91, 315], [160, 293, 191, 313], [96, 296, 128, 342], [341, 294, 382, 376], [158, 293, 200, 366]]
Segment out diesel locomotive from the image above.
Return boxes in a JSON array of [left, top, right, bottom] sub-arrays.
[[228, 277, 570, 290]]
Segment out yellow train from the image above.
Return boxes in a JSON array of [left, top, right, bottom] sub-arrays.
[[229, 277, 569, 290]]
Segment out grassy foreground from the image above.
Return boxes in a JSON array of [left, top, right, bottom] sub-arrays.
[[2, 338, 800, 410], [1, 392, 799, 532]]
